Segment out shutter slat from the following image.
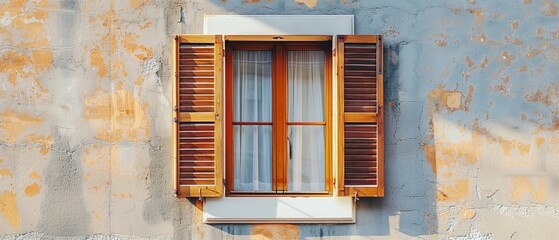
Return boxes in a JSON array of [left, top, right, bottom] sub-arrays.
[[179, 58, 214, 64], [178, 94, 214, 101], [179, 77, 215, 83], [180, 161, 215, 166], [174, 35, 223, 197], [338, 35, 384, 197], [345, 93, 377, 100], [179, 82, 214, 88]]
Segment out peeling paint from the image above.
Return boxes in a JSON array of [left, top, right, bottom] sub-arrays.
[[0, 169, 12, 177], [468, 9, 484, 26], [24, 183, 41, 197], [511, 176, 547, 203], [465, 56, 475, 70], [543, 0, 558, 16], [480, 56, 489, 68], [438, 179, 470, 202], [251, 224, 300, 240], [424, 144, 437, 174], [446, 92, 462, 109], [24, 134, 53, 155], [463, 209, 476, 219], [526, 48, 542, 58], [123, 33, 153, 61], [0, 50, 52, 85], [535, 137, 545, 148], [435, 39, 448, 47], [0, 191, 20, 230], [29, 171, 41, 179], [130, 0, 148, 9], [510, 20, 519, 30], [0, 109, 43, 143], [83, 89, 151, 142], [438, 120, 483, 168], [490, 75, 511, 96], [294, 0, 318, 9], [500, 50, 515, 66], [90, 46, 107, 78], [525, 82, 559, 108]]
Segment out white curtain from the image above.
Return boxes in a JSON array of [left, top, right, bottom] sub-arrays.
[[233, 51, 273, 191], [287, 51, 326, 192]]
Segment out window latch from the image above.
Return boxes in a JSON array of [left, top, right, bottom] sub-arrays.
[[287, 137, 292, 160]]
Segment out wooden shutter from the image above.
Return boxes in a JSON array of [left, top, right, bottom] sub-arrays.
[[173, 35, 223, 197], [337, 35, 384, 197]]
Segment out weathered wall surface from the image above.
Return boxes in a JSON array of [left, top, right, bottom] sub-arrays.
[[0, 0, 558, 239]]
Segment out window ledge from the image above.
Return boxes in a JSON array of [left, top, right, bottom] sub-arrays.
[[203, 196, 355, 224]]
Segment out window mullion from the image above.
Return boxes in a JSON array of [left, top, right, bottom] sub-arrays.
[[275, 44, 288, 192]]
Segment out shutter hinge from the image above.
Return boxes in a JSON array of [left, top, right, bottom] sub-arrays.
[[333, 178, 336, 185], [173, 117, 178, 123], [173, 106, 178, 112], [174, 35, 179, 40], [174, 189, 178, 197], [223, 179, 226, 186], [378, 69, 383, 75]]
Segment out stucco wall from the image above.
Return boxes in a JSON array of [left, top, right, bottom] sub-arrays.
[[0, 0, 558, 239]]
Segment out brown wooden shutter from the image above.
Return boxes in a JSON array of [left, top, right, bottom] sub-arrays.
[[337, 35, 384, 197], [173, 35, 223, 197]]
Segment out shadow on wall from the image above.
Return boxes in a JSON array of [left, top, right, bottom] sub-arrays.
[[38, 0, 91, 236], [176, 0, 440, 237]]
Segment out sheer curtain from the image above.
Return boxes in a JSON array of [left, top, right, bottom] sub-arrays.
[[287, 51, 326, 192], [233, 51, 273, 191]]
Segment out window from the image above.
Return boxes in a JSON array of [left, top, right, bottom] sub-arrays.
[[225, 40, 332, 195], [172, 35, 383, 199]]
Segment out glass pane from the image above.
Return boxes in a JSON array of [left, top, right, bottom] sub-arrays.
[[288, 51, 325, 122], [287, 126, 325, 192], [234, 51, 273, 122], [234, 125, 273, 191]]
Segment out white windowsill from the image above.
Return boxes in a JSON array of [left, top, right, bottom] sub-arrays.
[[203, 196, 355, 224], [204, 15, 354, 35]]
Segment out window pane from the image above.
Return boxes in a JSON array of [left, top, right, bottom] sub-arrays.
[[287, 126, 325, 192], [234, 125, 273, 191], [288, 51, 325, 122], [234, 51, 272, 122]]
